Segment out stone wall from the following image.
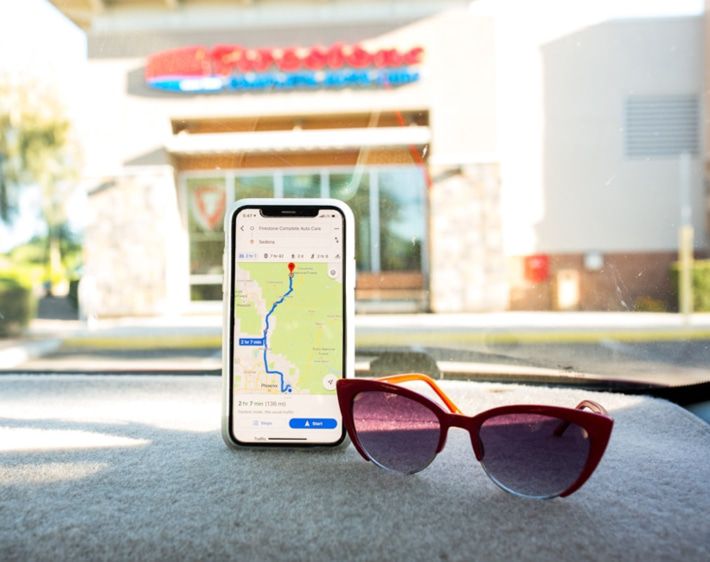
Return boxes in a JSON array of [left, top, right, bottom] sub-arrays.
[[83, 167, 188, 317], [429, 163, 508, 312]]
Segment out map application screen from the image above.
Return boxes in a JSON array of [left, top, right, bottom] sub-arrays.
[[231, 207, 345, 444]]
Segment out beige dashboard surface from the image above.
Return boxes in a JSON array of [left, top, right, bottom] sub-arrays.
[[1, 375, 708, 561]]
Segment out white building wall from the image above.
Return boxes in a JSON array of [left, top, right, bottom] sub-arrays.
[[494, 12, 705, 255]]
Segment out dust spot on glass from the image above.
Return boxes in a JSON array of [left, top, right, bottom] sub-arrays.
[[487, 387, 511, 394], [608, 262, 631, 311]]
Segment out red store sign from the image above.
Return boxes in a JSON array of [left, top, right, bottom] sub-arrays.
[[145, 43, 423, 93]]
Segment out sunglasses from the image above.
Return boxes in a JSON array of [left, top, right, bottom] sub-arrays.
[[336, 374, 614, 499]]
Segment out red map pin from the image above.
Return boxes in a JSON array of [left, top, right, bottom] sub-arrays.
[[288, 262, 295, 273]]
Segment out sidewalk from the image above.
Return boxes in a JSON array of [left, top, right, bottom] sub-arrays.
[[354, 311, 710, 346], [3, 311, 710, 378], [6, 311, 710, 350]]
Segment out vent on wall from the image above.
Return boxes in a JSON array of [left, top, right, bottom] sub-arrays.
[[624, 95, 699, 159]]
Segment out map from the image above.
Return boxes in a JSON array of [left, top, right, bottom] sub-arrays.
[[233, 261, 343, 395]]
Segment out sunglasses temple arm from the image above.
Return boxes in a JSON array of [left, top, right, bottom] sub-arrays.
[[375, 373, 463, 414], [553, 400, 609, 437]]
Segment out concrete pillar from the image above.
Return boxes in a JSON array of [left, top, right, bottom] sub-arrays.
[[84, 166, 189, 317], [429, 163, 508, 312]]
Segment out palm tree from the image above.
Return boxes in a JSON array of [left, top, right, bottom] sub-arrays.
[[0, 79, 78, 291]]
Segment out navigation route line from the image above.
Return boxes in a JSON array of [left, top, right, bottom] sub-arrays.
[[262, 263, 295, 393]]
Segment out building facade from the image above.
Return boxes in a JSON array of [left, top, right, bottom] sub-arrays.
[[51, 0, 707, 316], [494, 11, 707, 311]]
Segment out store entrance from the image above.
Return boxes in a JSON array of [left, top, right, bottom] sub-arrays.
[[180, 163, 428, 311], [172, 110, 430, 312]]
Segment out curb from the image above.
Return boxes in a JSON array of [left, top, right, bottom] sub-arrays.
[[62, 334, 221, 350], [55, 327, 710, 351], [354, 328, 710, 346]]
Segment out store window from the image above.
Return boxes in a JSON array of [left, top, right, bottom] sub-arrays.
[[236, 175, 273, 199], [186, 176, 226, 301], [183, 165, 427, 301], [283, 172, 321, 198], [379, 168, 426, 272], [330, 171, 371, 271]]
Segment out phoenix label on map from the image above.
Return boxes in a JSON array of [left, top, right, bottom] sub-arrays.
[[222, 198, 355, 447]]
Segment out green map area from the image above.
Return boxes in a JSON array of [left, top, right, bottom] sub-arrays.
[[235, 262, 343, 395]]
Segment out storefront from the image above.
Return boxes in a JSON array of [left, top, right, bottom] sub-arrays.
[[72, 5, 506, 317], [52, 1, 707, 317], [169, 108, 431, 310], [182, 163, 428, 305]]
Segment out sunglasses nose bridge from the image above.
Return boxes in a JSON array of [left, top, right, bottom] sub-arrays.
[[441, 414, 484, 459], [446, 413, 471, 431], [446, 414, 485, 461]]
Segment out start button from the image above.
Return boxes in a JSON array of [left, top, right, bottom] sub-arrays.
[[289, 418, 338, 429]]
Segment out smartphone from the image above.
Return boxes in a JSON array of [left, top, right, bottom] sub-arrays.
[[222, 198, 355, 447]]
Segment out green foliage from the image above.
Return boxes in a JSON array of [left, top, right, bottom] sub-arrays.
[[68, 278, 80, 310], [690, 260, 710, 312], [0, 79, 81, 294], [671, 259, 710, 312], [56, 225, 83, 275], [28, 227, 82, 275], [0, 261, 44, 290], [0, 276, 35, 337], [0, 79, 78, 223], [0, 226, 82, 312], [9, 240, 45, 265], [633, 296, 668, 313]]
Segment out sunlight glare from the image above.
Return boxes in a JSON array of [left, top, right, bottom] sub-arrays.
[[0, 427, 150, 453]]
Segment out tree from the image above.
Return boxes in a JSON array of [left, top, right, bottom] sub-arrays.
[[0, 78, 79, 291]]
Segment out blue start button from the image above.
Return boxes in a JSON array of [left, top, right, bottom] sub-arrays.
[[289, 418, 338, 429]]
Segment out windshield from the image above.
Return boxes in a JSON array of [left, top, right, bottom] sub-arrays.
[[1, 0, 709, 390]]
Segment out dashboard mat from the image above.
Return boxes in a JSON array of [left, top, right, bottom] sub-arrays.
[[1, 375, 708, 561]]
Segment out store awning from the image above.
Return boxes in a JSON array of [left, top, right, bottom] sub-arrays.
[[165, 126, 431, 155]]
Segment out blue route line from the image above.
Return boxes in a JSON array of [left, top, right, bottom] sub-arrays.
[[262, 274, 294, 393]]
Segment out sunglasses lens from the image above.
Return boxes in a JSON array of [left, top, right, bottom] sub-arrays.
[[479, 413, 590, 499], [352, 391, 441, 474]]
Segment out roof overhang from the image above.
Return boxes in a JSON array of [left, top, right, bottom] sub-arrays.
[[165, 126, 431, 155]]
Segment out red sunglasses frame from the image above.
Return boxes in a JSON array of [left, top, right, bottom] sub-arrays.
[[336, 374, 614, 498]]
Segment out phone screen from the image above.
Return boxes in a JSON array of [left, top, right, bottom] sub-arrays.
[[229, 205, 346, 445]]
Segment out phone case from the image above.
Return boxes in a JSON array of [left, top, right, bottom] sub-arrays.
[[221, 198, 355, 448]]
